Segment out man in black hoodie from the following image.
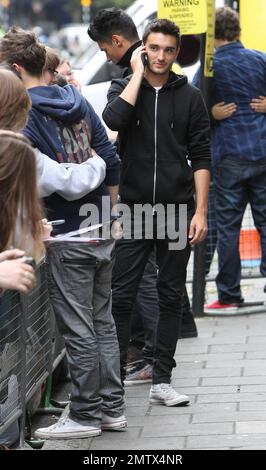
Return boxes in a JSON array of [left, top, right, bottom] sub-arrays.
[[89, 8, 158, 383], [103, 18, 211, 406], [88, 9, 198, 388]]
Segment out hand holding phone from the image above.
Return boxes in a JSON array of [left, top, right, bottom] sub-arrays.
[[141, 52, 147, 68]]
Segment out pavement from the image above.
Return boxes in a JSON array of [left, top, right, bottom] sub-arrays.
[[42, 306, 266, 451]]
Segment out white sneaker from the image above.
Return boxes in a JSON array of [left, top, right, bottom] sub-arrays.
[[149, 383, 190, 407], [101, 412, 127, 431], [34, 416, 101, 439]]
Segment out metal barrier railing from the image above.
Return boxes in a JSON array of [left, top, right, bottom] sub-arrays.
[[0, 260, 65, 448], [0, 290, 23, 440]]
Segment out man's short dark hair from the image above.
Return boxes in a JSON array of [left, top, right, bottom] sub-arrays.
[[0, 26, 46, 77], [215, 7, 241, 41], [88, 8, 139, 44], [142, 18, 181, 48]]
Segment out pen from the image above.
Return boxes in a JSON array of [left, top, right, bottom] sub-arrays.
[[47, 219, 65, 226]]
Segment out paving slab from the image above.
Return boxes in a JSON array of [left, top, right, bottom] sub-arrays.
[[202, 376, 266, 386], [236, 421, 266, 434], [192, 411, 266, 423], [149, 402, 237, 415], [141, 422, 233, 438], [240, 402, 266, 411], [210, 343, 266, 352], [197, 392, 266, 403], [90, 436, 186, 450], [187, 433, 266, 449], [175, 367, 242, 378]]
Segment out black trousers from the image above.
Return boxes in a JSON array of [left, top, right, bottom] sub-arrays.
[[112, 232, 191, 384], [131, 249, 159, 364]]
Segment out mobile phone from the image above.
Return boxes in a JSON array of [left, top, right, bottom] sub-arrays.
[[141, 52, 147, 68], [47, 219, 65, 226], [25, 256, 36, 269]]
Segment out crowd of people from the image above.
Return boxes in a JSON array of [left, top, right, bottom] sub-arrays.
[[0, 5, 265, 444]]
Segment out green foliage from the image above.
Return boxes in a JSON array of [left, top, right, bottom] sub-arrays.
[[91, 0, 133, 14]]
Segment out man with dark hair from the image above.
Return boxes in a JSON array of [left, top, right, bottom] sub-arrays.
[[89, 7, 157, 385], [88, 7, 139, 66], [0, 26, 126, 438], [103, 18, 211, 406], [200, 7, 266, 313], [89, 9, 198, 387]]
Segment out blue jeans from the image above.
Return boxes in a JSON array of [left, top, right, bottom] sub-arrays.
[[214, 157, 266, 303]]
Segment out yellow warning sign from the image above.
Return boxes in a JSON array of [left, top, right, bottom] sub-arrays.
[[158, 0, 207, 35], [240, 0, 266, 52], [204, 0, 215, 77]]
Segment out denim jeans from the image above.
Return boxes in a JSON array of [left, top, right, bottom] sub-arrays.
[[112, 211, 191, 384], [45, 240, 124, 427], [214, 157, 266, 303]]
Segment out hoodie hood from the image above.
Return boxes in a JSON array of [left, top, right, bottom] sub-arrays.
[[141, 71, 187, 90], [28, 84, 87, 123], [117, 40, 142, 72], [115, 70, 187, 91], [163, 71, 187, 89], [24, 84, 92, 163]]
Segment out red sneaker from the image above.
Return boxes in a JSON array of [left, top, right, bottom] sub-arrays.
[[204, 300, 241, 314]]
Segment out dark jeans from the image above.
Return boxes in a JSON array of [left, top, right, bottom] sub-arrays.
[[130, 185, 217, 353], [112, 212, 191, 384], [131, 258, 196, 359], [214, 157, 266, 303], [131, 250, 159, 364]]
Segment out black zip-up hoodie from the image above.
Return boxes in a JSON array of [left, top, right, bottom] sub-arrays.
[[103, 72, 211, 209]]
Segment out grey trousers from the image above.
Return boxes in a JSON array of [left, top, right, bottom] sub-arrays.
[[45, 240, 124, 427]]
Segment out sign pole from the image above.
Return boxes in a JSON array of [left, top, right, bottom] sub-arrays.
[[192, 0, 215, 317], [81, 0, 92, 23]]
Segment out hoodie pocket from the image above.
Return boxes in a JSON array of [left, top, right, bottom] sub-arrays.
[[156, 159, 194, 203], [120, 158, 154, 203]]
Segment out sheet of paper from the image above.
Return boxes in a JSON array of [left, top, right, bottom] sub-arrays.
[[44, 236, 106, 244], [55, 223, 103, 239]]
